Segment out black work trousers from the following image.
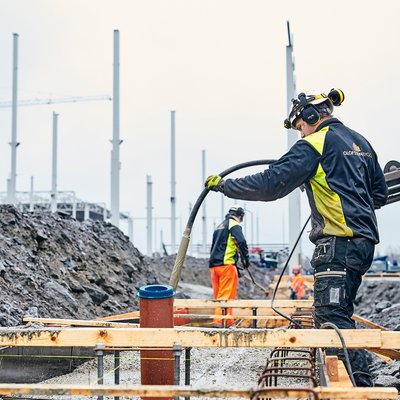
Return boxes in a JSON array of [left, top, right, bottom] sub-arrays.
[[311, 236, 375, 387]]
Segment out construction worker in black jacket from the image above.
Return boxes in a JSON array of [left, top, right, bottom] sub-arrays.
[[205, 89, 388, 386], [209, 206, 249, 327]]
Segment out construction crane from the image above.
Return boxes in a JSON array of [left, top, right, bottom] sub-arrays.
[[0, 95, 112, 108]]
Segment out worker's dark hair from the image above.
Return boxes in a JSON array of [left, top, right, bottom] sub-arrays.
[[229, 206, 245, 218]]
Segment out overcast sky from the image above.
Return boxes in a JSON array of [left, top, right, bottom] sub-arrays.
[[0, 0, 399, 258]]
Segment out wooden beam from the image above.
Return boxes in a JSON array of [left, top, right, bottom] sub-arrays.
[[0, 384, 396, 399], [328, 360, 353, 387], [369, 348, 400, 361], [23, 317, 139, 328], [325, 355, 339, 382], [173, 314, 305, 320], [174, 299, 314, 308], [98, 300, 314, 322], [0, 327, 385, 349], [98, 311, 140, 321], [381, 331, 400, 349], [352, 315, 388, 330]]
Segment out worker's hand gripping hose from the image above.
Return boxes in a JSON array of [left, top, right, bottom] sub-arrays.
[[169, 159, 276, 291]]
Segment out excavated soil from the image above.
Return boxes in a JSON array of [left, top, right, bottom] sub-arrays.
[[0, 205, 270, 327], [0, 205, 398, 392]]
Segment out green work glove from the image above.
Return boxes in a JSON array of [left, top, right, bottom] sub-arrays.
[[204, 175, 225, 192]]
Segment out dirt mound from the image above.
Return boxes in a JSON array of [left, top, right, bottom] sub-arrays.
[[0, 205, 271, 327]]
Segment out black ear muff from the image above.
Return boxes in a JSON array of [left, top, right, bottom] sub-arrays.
[[298, 92, 320, 125], [284, 119, 291, 129], [328, 88, 345, 106], [301, 105, 320, 125]]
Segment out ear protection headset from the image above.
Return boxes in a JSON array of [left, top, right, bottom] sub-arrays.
[[297, 92, 320, 126], [283, 88, 345, 129], [327, 88, 345, 106]]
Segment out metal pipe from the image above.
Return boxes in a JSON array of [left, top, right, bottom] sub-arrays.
[[72, 192, 77, 219], [9, 33, 19, 204], [201, 150, 207, 253], [286, 21, 301, 273], [173, 344, 182, 385], [29, 176, 34, 212], [221, 307, 227, 328], [170, 110, 176, 254], [114, 350, 120, 400], [146, 175, 153, 256], [51, 111, 59, 213], [111, 29, 121, 227], [95, 343, 105, 400], [184, 347, 191, 395], [252, 306, 258, 329]]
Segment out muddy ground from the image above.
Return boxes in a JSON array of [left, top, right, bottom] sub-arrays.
[[0, 205, 398, 392]]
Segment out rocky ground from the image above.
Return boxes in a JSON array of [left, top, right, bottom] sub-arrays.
[[0, 204, 398, 392], [0, 205, 270, 327]]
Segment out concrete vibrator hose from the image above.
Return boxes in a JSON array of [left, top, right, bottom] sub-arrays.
[[169, 159, 276, 291]]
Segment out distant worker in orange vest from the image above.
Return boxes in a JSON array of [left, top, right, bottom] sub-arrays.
[[289, 265, 305, 300]]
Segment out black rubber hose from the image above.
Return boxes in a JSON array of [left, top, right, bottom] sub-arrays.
[[270, 215, 311, 329], [169, 159, 276, 290], [321, 322, 357, 387]]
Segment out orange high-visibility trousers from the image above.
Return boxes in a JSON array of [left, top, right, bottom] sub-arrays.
[[210, 264, 238, 327]]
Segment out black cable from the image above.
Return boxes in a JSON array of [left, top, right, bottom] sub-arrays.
[[270, 215, 311, 329], [320, 322, 357, 387]]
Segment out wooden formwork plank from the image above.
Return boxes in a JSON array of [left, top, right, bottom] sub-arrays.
[[0, 327, 383, 348], [98, 300, 314, 322], [325, 355, 339, 382], [23, 317, 139, 328], [352, 314, 388, 330], [98, 310, 140, 321], [173, 314, 295, 320], [174, 299, 314, 308], [381, 331, 400, 349], [328, 360, 353, 387], [370, 348, 400, 361], [0, 384, 396, 399]]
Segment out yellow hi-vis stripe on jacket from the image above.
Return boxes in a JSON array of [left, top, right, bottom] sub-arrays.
[[223, 219, 239, 265], [304, 127, 353, 237]]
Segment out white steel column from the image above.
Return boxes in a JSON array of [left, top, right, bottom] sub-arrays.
[[170, 110, 176, 254], [29, 176, 34, 212], [286, 21, 301, 272], [72, 193, 77, 219], [127, 217, 133, 242], [110, 29, 122, 227], [188, 202, 193, 256], [146, 174, 153, 256], [8, 33, 19, 204], [51, 112, 59, 212], [201, 150, 207, 253]]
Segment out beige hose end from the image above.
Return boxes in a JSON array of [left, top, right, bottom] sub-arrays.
[[169, 229, 191, 291]]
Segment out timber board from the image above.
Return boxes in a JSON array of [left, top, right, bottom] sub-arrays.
[[0, 327, 388, 349], [0, 384, 396, 399]]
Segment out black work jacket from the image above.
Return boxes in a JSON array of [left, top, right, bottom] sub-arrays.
[[224, 118, 388, 244], [209, 215, 249, 267]]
